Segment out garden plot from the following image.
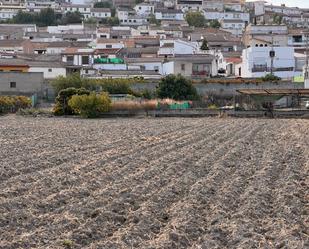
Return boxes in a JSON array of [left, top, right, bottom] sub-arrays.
[[0, 116, 308, 249]]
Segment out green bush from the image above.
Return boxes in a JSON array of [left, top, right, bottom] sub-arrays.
[[100, 81, 133, 94], [0, 96, 31, 114], [53, 87, 90, 115], [17, 108, 53, 117], [140, 89, 156, 99], [261, 74, 281, 82], [157, 74, 199, 100], [52, 74, 143, 96], [68, 92, 111, 118]]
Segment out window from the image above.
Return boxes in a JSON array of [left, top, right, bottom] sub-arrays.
[[106, 44, 112, 48], [81, 56, 89, 64], [48, 68, 52, 72], [10, 82, 16, 88], [67, 56, 74, 63], [181, 64, 185, 71]]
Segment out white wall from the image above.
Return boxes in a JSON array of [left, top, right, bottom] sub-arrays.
[[162, 61, 174, 75], [134, 4, 154, 16], [204, 11, 249, 22], [174, 40, 198, 55], [241, 47, 296, 79], [254, 1, 265, 15], [128, 62, 163, 74], [93, 64, 127, 70], [29, 67, 66, 79]]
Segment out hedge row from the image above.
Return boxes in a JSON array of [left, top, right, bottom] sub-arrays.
[[0, 96, 31, 114]]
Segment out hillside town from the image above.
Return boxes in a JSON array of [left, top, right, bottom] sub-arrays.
[[0, 0, 309, 99], [1, 2, 309, 248]]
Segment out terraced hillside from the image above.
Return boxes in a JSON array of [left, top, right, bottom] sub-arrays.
[[0, 116, 308, 249]]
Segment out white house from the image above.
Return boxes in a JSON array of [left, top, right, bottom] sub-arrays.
[[224, 2, 242, 12], [90, 8, 111, 19], [126, 57, 164, 74], [26, 1, 60, 13], [134, 3, 154, 16], [29, 62, 66, 79], [61, 4, 91, 19], [240, 47, 300, 79], [203, 10, 249, 23], [116, 7, 135, 20], [288, 29, 307, 48], [202, 0, 224, 11], [264, 4, 303, 16], [62, 48, 94, 66], [120, 16, 148, 26], [243, 24, 289, 48], [95, 38, 125, 49], [162, 55, 217, 78], [0, 5, 25, 20], [64, 0, 93, 5], [176, 0, 203, 12], [158, 39, 200, 56], [220, 19, 246, 36], [46, 24, 85, 34], [155, 9, 184, 21]]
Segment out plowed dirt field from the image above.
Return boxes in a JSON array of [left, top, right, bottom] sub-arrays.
[[0, 115, 308, 249]]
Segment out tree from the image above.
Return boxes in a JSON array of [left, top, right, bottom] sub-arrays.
[[61, 11, 83, 24], [149, 14, 160, 26], [157, 74, 199, 100], [273, 14, 283, 25], [84, 17, 98, 24], [200, 39, 209, 50], [37, 8, 57, 26], [93, 1, 111, 8], [185, 11, 205, 27], [11, 8, 58, 26], [12, 10, 35, 24], [106, 17, 119, 26], [111, 7, 116, 17], [207, 20, 221, 28]]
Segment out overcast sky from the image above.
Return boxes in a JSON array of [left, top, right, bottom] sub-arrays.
[[247, 0, 309, 8]]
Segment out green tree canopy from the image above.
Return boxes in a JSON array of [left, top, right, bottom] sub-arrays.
[[94, 1, 112, 8], [185, 11, 205, 27], [37, 8, 56, 26], [200, 39, 209, 50], [207, 20, 221, 28], [11, 8, 57, 26], [149, 14, 160, 26], [157, 74, 199, 100], [102, 17, 119, 26], [61, 11, 83, 24]]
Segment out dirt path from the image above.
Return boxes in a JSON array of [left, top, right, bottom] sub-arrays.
[[0, 116, 308, 249]]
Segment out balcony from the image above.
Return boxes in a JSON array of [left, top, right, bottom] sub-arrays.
[[252, 66, 294, 73]]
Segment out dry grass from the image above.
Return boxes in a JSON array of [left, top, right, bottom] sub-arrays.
[[111, 100, 158, 111]]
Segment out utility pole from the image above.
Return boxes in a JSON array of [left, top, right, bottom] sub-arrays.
[[305, 30, 309, 88], [269, 31, 275, 75]]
